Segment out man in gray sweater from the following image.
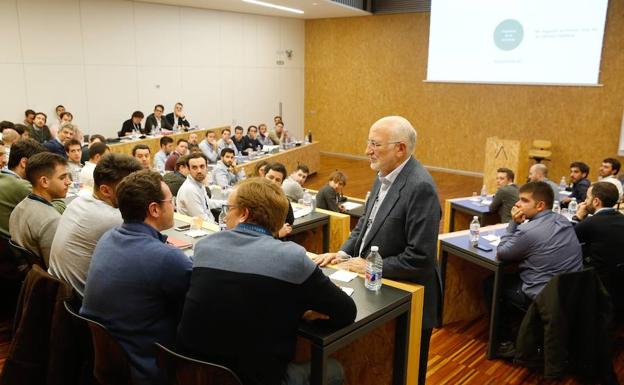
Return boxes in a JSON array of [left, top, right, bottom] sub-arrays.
[[490, 167, 519, 223], [9, 152, 71, 266]]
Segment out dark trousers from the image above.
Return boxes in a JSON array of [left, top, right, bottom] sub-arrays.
[[419, 327, 432, 385], [483, 273, 532, 341]]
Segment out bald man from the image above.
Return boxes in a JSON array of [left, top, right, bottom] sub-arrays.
[[528, 163, 559, 199], [313, 116, 441, 385]]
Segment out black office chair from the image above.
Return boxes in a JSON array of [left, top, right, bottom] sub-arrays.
[[8, 239, 44, 271], [154, 343, 243, 385], [64, 301, 134, 385]]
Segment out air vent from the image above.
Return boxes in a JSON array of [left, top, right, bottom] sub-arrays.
[[373, 0, 431, 14], [330, 0, 367, 11]]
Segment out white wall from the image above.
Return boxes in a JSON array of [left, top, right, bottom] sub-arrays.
[[0, 0, 305, 139]]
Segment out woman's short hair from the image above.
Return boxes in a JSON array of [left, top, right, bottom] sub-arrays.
[[233, 177, 289, 235]]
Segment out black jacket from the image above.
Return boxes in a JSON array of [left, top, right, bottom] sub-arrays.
[[514, 268, 617, 384], [575, 209, 624, 294], [165, 113, 190, 129], [144, 113, 172, 134], [119, 119, 143, 137]]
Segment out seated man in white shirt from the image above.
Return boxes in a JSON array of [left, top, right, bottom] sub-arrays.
[[176, 153, 222, 224], [48, 153, 142, 296], [281, 164, 309, 203], [154, 136, 174, 173], [598, 157, 623, 201], [217, 128, 238, 156], [213, 148, 245, 188], [79, 142, 110, 187]]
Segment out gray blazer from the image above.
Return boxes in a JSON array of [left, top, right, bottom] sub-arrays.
[[341, 157, 442, 329]]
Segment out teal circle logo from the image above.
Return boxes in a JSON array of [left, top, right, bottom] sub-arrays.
[[494, 19, 524, 51]]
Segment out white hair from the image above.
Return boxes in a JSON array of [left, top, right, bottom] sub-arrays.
[[372, 116, 417, 154]]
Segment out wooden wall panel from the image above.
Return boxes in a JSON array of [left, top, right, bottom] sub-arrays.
[[305, 2, 624, 182]]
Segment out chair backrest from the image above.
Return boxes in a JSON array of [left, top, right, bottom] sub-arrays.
[[63, 302, 133, 385], [154, 343, 243, 385], [8, 239, 45, 270]]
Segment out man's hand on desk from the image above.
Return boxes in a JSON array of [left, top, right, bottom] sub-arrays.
[[311, 253, 367, 274], [312, 253, 339, 266], [335, 258, 366, 274], [302, 310, 330, 321]]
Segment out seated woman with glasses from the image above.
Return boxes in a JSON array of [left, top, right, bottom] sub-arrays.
[[177, 177, 357, 385]]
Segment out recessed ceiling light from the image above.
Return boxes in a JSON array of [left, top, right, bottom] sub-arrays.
[[242, 0, 305, 14]]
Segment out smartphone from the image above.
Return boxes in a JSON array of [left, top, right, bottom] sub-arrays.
[[174, 224, 191, 232], [476, 243, 493, 252]]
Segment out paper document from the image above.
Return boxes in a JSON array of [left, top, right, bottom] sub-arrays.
[[482, 234, 499, 242], [341, 201, 362, 211], [329, 270, 358, 283], [185, 229, 209, 238], [293, 207, 312, 219], [340, 287, 355, 296]]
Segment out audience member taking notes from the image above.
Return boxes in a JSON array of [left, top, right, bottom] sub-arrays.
[[316, 171, 348, 213], [48, 153, 142, 296], [176, 178, 356, 385], [81, 170, 192, 385]]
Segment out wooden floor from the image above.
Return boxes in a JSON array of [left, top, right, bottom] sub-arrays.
[[0, 154, 621, 384]]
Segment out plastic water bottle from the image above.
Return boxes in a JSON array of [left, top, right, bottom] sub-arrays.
[[303, 190, 313, 210], [568, 198, 578, 217], [480, 184, 488, 204], [218, 208, 227, 231], [469, 216, 480, 247], [365, 246, 383, 291], [552, 200, 561, 214], [559, 177, 567, 191], [71, 169, 81, 191]]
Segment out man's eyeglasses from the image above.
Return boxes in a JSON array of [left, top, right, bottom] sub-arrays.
[[160, 198, 175, 209], [221, 204, 238, 215], [366, 140, 403, 149]]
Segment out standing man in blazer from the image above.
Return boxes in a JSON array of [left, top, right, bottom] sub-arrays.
[[144, 104, 172, 134], [314, 115, 441, 385], [165, 102, 190, 130]]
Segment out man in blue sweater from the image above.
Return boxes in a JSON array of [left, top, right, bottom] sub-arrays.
[[177, 178, 356, 385], [81, 170, 192, 385]]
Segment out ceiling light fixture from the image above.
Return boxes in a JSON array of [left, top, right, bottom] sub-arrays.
[[242, 0, 304, 14]]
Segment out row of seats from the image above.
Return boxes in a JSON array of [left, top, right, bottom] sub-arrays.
[[0, 264, 244, 385]]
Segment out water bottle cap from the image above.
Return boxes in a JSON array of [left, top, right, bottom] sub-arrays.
[[371, 246, 379, 252], [473, 216, 478, 219]]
